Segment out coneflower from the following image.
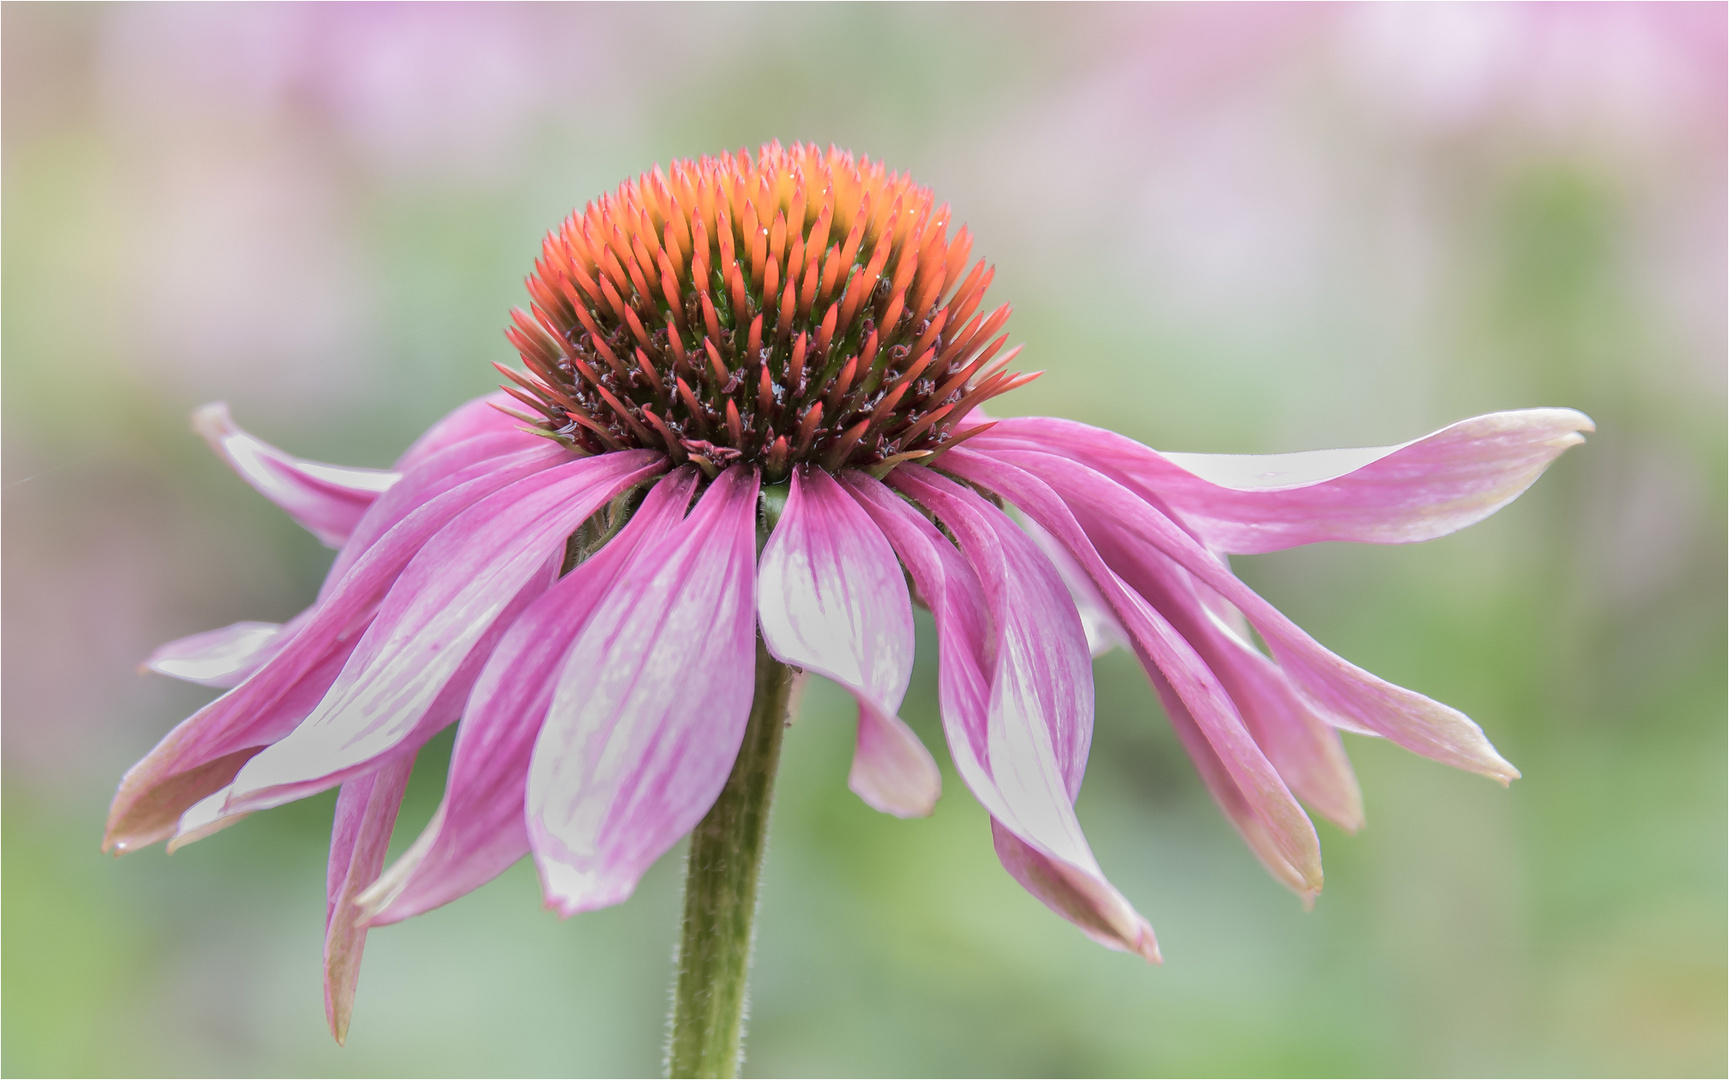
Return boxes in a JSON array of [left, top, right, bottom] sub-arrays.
[[108, 142, 1590, 1077]]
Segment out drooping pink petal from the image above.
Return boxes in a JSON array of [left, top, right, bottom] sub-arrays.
[[528, 466, 760, 916], [888, 467, 1094, 790], [992, 822, 1161, 959], [1141, 654, 1324, 900], [140, 432, 554, 693], [142, 613, 307, 688], [187, 561, 557, 843], [1199, 626, 1364, 832], [976, 446, 1520, 782], [108, 638, 359, 852], [324, 751, 416, 1045], [392, 391, 523, 473], [322, 429, 559, 600], [849, 469, 1159, 962], [169, 783, 254, 851], [224, 450, 668, 814], [759, 467, 938, 818], [1019, 514, 1129, 659], [840, 475, 992, 774], [192, 403, 400, 548], [359, 469, 699, 926], [973, 409, 1592, 554], [846, 706, 944, 822], [945, 450, 1324, 898], [104, 441, 572, 852], [1093, 544, 1363, 832]]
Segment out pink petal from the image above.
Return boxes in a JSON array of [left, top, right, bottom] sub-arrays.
[[392, 391, 525, 472], [359, 469, 699, 926], [107, 639, 359, 852], [322, 430, 562, 600], [1019, 515, 1129, 659], [759, 467, 938, 818], [974, 409, 1592, 554], [851, 469, 1159, 961], [977, 446, 1519, 783], [888, 467, 1094, 792], [846, 706, 944, 821], [169, 783, 252, 851], [1161, 576, 1363, 831], [993, 822, 1161, 962], [1142, 657, 1323, 900], [142, 615, 305, 688], [945, 449, 1324, 897], [224, 450, 668, 813], [143, 433, 558, 691], [528, 466, 760, 915], [192, 403, 399, 548], [324, 752, 416, 1045], [1206, 635, 1363, 833], [841, 476, 993, 771], [104, 442, 570, 852]]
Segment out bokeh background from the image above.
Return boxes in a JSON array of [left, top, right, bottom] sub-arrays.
[[4, 3, 1723, 1076]]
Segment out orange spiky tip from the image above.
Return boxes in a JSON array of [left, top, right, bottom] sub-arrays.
[[500, 142, 1034, 481]]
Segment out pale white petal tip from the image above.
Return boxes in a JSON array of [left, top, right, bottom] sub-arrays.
[[353, 868, 410, 927], [142, 621, 287, 687], [534, 854, 641, 920], [1275, 859, 1325, 902], [847, 706, 943, 819], [1123, 919, 1163, 965], [846, 768, 940, 819], [1329, 802, 1367, 836], [166, 788, 249, 853], [189, 401, 232, 439], [1476, 743, 1521, 787]]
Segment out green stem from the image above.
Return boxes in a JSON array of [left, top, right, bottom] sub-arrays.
[[666, 638, 795, 1078]]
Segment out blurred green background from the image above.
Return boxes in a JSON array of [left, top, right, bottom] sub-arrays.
[[4, 4, 1723, 1076]]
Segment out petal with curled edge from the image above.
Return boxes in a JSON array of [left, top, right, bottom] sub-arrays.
[[850, 470, 1159, 962], [759, 467, 938, 818], [104, 441, 570, 854], [974, 409, 1592, 554], [224, 451, 667, 815], [980, 446, 1520, 783], [358, 469, 699, 926], [528, 466, 759, 916], [946, 449, 1323, 899], [193, 403, 399, 548], [323, 752, 416, 1045]]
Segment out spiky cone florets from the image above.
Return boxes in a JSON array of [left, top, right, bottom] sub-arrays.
[[498, 142, 1038, 482]]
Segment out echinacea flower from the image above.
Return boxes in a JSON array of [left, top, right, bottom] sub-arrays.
[[109, 143, 1590, 1060]]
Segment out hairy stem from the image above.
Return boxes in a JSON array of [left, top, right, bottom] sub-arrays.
[[666, 638, 795, 1078]]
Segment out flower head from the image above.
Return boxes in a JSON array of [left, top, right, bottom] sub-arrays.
[[109, 143, 1591, 1043], [500, 143, 1030, 479]]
